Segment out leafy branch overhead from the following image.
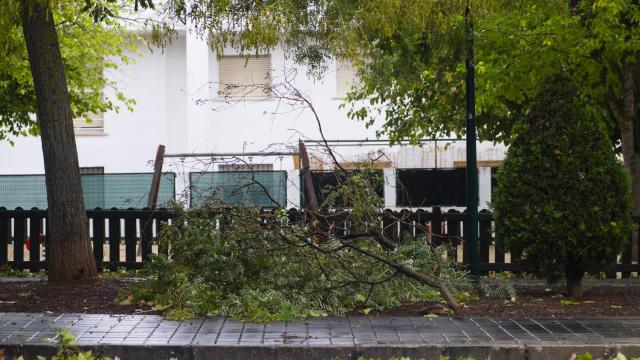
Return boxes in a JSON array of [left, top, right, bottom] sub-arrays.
[[129, 0, 638, 164], [13, 0, 636, 151], [81, 0, 155, 21], [0, 0, 138, 143]]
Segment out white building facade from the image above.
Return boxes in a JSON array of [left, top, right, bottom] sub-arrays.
[[0, 30, 507, 210]]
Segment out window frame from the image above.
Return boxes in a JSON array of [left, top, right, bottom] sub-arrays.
[[74, 112, 106, 136], [217, 55, 273, 100]]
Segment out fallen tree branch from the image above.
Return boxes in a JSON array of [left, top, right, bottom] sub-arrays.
[[338, 238, 462, 310], [277, 222, 463, 311]]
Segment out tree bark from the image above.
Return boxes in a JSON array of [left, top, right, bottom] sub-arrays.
[[565, 258, 585, 297], [608, 60, 638, 261], [568, 0, 582, 14], [565, 272, 583, 298], [621, 61, 638, 211], [20, 0, 98, 283]]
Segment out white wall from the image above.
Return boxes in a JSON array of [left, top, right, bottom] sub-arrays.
[[0, 36, 187, 174], [0, 30, 507, 209], [182, 45, 380, 154]]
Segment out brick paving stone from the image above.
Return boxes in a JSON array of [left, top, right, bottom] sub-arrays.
[[3, 312, 640, 354], [528, 319, 585, 344], [192, 332, 219, 345], [492, 319, 541, 344]]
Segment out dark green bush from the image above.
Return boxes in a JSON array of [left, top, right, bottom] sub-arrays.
[[493, 75, 633, 297]]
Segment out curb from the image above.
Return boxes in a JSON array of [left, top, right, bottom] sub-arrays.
[[3, 343, 639, 360]]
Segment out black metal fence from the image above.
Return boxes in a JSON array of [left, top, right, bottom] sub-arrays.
[[1, 207, 638, 277]]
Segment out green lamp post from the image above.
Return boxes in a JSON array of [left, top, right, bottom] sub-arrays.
[[465, 5, 479, 276]]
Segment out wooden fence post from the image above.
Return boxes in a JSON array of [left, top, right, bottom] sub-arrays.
[[141, 212, 153, 262], [29, 211, 42, 268], [124, 211, 137, 264], [431, 207, 443, 246], [108, 209, 121, 266], [147, 144, 166, 210], [92, 210, 105, 268], [445, 209, 463, 263], [478, 209, 491, 275], [13, 208, 26, 268], [299, 141, 319, 212], [157, 215, 170, 257], [0, 209, 8, 265]]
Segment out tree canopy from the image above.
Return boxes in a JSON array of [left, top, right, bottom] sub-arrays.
[[335, 0, 639, 146], [0, 0, 143, 283], [156, 0, 639, 146], [0, 0, 137, 143]]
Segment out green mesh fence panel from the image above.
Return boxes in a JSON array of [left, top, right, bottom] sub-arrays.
[[83, 173, 176, 209], [190, 171, 287, 208], [0, 175, 47, 209], [0, 173, 176, 209]]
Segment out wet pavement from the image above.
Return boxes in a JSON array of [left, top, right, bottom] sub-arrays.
[[2, 313, 640, 359]]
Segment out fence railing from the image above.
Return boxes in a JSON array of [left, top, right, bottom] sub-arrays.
[[0, 207, 638, 277], [0, 208, 176, 271]]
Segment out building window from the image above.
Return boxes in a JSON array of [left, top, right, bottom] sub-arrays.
[[218, 55, 271, 98], [336, 59, 359, 98], [74, 112, 104, 135]]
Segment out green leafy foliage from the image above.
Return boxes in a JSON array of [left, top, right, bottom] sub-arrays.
[[561, 299, 579, 306], [17, 328, 114, 360], [0, 0, 138, 143], [492, 75, 633, 295], [156, 0, 640, 225], [135, 172, 470, 321], [138, 207, 467, 321], [0, 265, 44, 278], [474, 0, 640, 148], [479, 273, 516, 301], [577, 353, 640, 360], [341, 355, 638, 360], [336, 0, 640, 150]]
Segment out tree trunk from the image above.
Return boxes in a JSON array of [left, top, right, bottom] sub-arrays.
[[565, 272, 583, 298], [568, 0, 582, 14], [619, 116, 638, 262], [609, 60, 638, 261], [20, 0, 98, 284], [621, 62, 639, 261], [620, 61, 638, 209]]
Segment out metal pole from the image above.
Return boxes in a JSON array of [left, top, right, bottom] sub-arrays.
[[465, 5, 479, 276], [164, 151, 298, 158], [303, 138, 465, 144]]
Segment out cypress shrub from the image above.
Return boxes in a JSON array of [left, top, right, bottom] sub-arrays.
[[493, 75, 633, 297]]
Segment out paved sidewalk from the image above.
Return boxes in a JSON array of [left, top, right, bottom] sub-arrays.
[[2, 313, 640, 359]]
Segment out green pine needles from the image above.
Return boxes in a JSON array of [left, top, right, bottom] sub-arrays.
[[493, 75, 633, 297]]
